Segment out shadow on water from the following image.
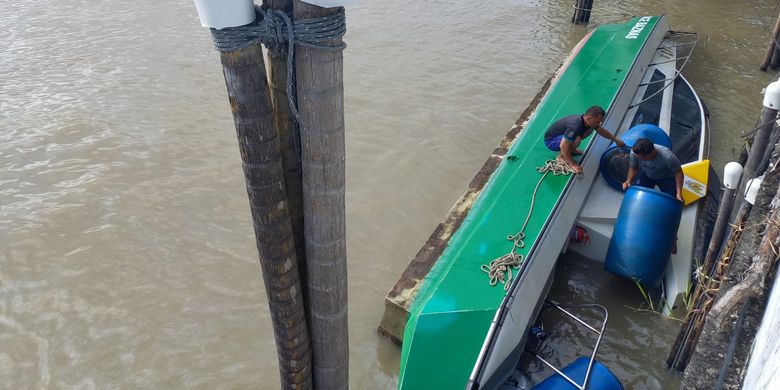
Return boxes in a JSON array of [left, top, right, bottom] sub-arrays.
[[523, 252, 683, 389]]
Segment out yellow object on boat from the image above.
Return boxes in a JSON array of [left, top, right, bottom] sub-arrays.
[[681, 160, 709, 205]]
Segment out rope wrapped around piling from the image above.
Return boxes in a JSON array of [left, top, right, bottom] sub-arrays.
[[209, 6, 346, 124]]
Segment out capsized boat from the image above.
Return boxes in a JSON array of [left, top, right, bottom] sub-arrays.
[[471, 19, 708, 389], [379, 15, 707, 389]]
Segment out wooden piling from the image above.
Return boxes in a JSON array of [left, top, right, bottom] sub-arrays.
[[771, 44, 780, 70], [572, 0, 592, 24], [761, 11, 780, 71], [737, 106, 778, 200], [293, 1, 349, 388], [581, 0, 593, 23], [265, 0, 309, 311], [572, 0, 583, 24], [219, 43, 313, 389], [700, 187, 736, 286]]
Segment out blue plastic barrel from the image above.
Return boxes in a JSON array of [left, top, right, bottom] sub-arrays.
[[616, 123, 671, 149], [599, 124, 672, 191], [604, 186, 682, 288], [532, 357, 623, 390]]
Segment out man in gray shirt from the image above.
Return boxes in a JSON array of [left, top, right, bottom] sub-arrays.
[[621, 137, 684, 202]]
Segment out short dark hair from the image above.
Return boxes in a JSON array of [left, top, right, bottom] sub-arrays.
[[632, 138, 655, 155], [585, 105, 605, 117]]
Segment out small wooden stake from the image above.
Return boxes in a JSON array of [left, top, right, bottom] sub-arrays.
[[571, 0, 592, 24], [581, 0, 593, 23], [761, 11, 780, 71], [700, 187, 736, 289], [572, 0, 583, 24]]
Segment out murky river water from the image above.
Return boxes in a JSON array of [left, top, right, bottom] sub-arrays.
[[0, 0, 778, 388]]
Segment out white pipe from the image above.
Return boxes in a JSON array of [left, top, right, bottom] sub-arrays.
[[745, 177, 763, 205], [193, 0, 256, 29]]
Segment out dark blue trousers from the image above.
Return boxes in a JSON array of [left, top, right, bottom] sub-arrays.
[[635, 172, 676, 197]]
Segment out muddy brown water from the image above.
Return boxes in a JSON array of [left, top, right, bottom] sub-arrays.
[[0, 0, 777, 388]]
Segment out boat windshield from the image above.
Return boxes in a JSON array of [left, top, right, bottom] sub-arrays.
[[629, 70, 703, 164], [669, 78, 703, 164], [630, 69, 665, 127]]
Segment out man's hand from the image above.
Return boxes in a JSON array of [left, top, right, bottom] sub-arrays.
[[615, 139, 626, 148], [675, 171, 685, 203], [622, 181, 631, 191]]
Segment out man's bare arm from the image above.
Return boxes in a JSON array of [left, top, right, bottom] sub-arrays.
[[596, 126, 625, 147], [675, 170, 684, 202], [622, 166, 637, 190]]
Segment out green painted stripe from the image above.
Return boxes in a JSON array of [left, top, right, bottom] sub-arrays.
[[398, 16, 660, 389]]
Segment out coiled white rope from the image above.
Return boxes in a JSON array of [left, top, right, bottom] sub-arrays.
[[481, 159, 577, 290]]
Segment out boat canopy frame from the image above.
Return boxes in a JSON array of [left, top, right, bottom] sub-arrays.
[[630, 30, 699, 110], [525, 302, 609, 390]]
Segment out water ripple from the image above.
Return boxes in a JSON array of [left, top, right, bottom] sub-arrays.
[[0, 0, 774, 388]]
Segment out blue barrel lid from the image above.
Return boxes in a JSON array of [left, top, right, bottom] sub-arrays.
[[532, 357, 623, 390], [615, 123, 671, 148], [599, 124, 671, 191]]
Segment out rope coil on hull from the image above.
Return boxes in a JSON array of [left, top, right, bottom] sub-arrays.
[[481, 159, 577, 290]]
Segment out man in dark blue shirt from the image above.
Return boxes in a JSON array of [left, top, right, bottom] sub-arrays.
[[543, 106, 625, 175]]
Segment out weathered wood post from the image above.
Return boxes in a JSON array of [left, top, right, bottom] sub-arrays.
[[193, 1, 313, 388], [761, 11, 780, 71], [701, 163, 742, 281], [293, 1, 349, 388], [581, 0, 593, 23], [571, 0, 583, 24], [736, 82, 780, 200], [571, 0, 593, 24], [264, 0, 309, 308], [669, 163, 742, 365], [770, 46, 780, 70]]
